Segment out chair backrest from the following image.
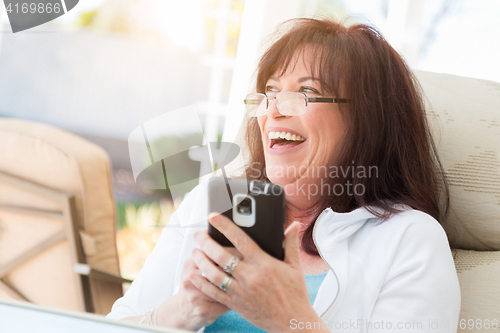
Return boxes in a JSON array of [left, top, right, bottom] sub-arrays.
[[415, 70, 500, 251], [0, 118, 123, 314], [415, 71, 500, 331]]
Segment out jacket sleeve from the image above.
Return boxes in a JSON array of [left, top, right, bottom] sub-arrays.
[[105, 216, 186, 320], [367, 212, 461, 333], [106, 182, 209, 320]]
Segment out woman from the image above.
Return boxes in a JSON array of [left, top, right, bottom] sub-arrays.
[[107, 18, 460, 332]]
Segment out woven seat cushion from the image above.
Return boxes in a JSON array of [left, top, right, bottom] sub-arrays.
[[0, 118, 121, 314], [452, 249, 500, 331], [416, 71, 500, 251], [416, 72, 500, 332]]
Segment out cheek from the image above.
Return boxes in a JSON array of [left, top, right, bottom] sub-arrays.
[[257, 117, 266, 143], [257, 116, 266, 131], [313, 114, 346, 162], [329, 125, 346, 162]]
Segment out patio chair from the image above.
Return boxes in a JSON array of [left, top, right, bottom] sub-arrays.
[[0, 118, 131, 315], [416, 70, 500, 331]]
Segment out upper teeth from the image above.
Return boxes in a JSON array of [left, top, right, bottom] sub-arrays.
[[268, 131, 305, 141]]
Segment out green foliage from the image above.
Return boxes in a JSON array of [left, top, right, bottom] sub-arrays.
[[116, 199, 175, 231]]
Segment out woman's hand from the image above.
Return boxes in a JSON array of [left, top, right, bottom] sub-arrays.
[[156, 255, 230, 331], [189, 213, 328, 333]]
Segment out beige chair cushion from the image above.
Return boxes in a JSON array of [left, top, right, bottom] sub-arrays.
[[0, 118, 121, 314], [416, 71, 500, 251], [0, 210, 79, 307], [452, 249, 500, 331]]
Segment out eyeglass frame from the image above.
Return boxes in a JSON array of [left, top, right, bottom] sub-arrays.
[[243, 92, 349, 117]]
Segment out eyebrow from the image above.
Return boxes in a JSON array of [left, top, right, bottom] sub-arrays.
[[268, 76, 320, 83]]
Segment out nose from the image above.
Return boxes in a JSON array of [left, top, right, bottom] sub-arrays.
[[266, 97, 287, 119]]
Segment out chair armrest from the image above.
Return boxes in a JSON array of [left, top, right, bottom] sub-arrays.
[[73, 264, 133, 284]]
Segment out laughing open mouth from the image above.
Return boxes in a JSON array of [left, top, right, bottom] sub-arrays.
[[268, 131, 306, 148]]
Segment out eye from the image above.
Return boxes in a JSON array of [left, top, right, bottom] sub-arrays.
[[300, 86, 321, 95], [265, 85, 279, 96]]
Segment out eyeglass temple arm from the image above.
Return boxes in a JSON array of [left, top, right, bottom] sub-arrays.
[[305, 97, 349, 104]]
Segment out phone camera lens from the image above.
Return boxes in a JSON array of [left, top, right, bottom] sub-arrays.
[[237, 198, 252, 215]]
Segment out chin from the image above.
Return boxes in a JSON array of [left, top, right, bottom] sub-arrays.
[[266, 174, 296, 186], [265, 164, 299, 185]]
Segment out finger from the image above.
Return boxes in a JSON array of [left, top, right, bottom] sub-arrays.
[[180, 257, 207, 293], [226, 247, 243, 260], [192, 248, 229, 288], [189, 271, 233, 307], [208, 212, 261, 260], [284, 221, 302, 268], [180, 257, 198, 280], [194, 230, 243, 266]]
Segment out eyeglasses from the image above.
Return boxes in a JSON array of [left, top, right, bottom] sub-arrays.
[[243, 92, 349, 117]]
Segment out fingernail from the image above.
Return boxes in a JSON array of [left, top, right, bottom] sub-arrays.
[[193, 232, 204, 244], [208, 212, 220, 224]]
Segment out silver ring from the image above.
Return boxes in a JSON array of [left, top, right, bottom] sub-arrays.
[[223, 256, 240, 275], [219, 275, 233, 292]]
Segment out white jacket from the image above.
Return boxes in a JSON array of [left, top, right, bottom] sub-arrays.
[[107, 181, 461, 332]]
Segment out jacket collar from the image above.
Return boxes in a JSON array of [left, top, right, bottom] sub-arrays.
[[311, 206, 379, 319], [314, 206, 380, 239]]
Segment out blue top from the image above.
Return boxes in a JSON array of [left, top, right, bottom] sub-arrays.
[[205, 272, 327, 333]]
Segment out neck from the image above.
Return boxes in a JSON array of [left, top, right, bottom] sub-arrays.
[[278, 178, 325, 228], [285, 200, 316, 229]]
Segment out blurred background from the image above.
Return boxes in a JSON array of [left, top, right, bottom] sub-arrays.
[[1, 0, 499, 279]]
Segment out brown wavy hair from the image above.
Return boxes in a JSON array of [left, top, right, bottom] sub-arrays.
[[243, 18, 449, 255]]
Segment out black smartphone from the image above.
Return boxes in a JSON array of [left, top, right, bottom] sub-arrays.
[[207, 177, 286, 260]]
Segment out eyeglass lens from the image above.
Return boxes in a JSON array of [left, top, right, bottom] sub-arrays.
[[276, 92, 306, 116], [245, 94, 267, 117], [245, 92, 306, 117]]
